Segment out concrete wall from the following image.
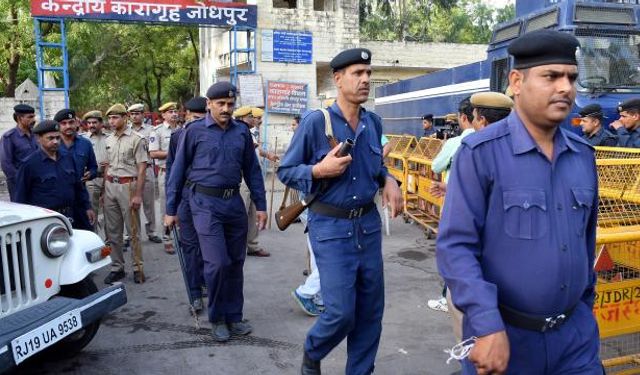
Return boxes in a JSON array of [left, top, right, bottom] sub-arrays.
[[1, 79, 65, 135], [198, 1, 487, 153]]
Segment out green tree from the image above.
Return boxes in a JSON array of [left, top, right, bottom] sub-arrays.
[[0, 0, 36, 97], [360, 0, 516, 44]]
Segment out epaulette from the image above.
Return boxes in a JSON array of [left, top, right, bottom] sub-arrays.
[[563, 128, 594, 150], [2, 128, 17, 138], [462, 118, 510, 149], [131, 130, 145, 139]]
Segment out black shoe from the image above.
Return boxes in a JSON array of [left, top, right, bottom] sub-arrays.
[[104, 271, 125, 284], [133, 270, 146, 284], [301, 351, 321, 375], [148, 235, 162, 243]]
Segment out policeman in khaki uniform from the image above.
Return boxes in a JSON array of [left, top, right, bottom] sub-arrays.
[[150, 101, 179, 253], [103, 104, 149, 285], [128, 103, 162, 243], [233, 106, 276, 257], [83, 110, 108, 237]]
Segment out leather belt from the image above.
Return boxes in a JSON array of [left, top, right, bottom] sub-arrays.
[[193, 184, 239, 199], [106, 175, 137, 184], [310, 201, 376, 219], [499, 303, 576, 332]]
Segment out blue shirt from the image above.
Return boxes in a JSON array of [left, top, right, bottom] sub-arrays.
[[615, 127, 640, 148], [583, 127, 617, 147], [0, 127, 39, 182], [14, 148, 91, 211], [165, 113, 266, 216], [436, 111, 598, 338], [59, 135, 98, 180], [277, 103, 388, 211], [424, 127, 436, 137]]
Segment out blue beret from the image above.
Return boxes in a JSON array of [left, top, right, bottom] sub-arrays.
[[508, 30, 579, 69], [14, 104, 35, 114], [206, 82, 237, 100], [579, 103, 604, 118], [618, 98, 640, 113], [33, 120, 59, 135], [53, 108, 76, 122], [330, 48, 372, 71], [185, 96, 208, 113]]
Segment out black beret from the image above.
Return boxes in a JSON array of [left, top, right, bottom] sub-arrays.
[[185, 96, 208, 113], [508, 30, 580, 69], [14, 104, 35, 114], [206, 81, 237, 100], [422, 114, 433, 120], [618, 98, 640, 113], [53, 108, 76, 122], [579, 103, 604, 119], [33, 120, 59, 135], [330, 48, 372, 71]]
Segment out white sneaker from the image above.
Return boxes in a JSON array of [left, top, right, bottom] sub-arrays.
[[427, 297, 449, 312]]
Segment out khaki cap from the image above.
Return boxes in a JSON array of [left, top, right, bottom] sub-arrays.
[[82, 110, 103, 121], [471, 92, 514, 110], [251, 107, 264, 118], [105, 104, 128, 116], [158, 102, 178, 112], [128, 103, 145, 112], [233, 106, 252, 118], [445, 113, 458, 122]]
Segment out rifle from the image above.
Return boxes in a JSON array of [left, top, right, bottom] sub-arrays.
[[170, 225, 200, 328], [275, 137, 353, 231]]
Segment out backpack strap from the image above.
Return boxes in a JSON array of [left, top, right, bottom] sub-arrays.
[[319, 108, 333, 138]]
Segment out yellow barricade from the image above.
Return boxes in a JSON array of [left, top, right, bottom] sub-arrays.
[[404, 137, 444, 237], [594, 146, 640, 374], [384, 135, 417, 208]]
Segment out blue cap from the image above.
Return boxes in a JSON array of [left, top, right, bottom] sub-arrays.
[[14, 104, 35, 114], [508, 30, 580, 69], [206, 82, 237, 100], [33, 120, 59, 135], [185, 97, 208, 113], [53, 108, 76, 122], [330, 48, 372, 71]]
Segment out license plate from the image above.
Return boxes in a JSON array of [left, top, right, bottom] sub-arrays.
[[11, 309, 83, 365]]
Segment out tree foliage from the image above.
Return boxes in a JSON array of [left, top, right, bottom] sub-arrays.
[[360, 0, 515, 44], [0, 4, 199, 112], [0, 0, 35, 97]]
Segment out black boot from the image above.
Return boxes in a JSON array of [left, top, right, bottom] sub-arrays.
[[301, 350, 320, 375]]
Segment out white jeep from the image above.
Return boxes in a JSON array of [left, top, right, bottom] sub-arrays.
[[0, 202, 127, 371]]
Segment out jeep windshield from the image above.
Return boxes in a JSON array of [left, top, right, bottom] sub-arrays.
[[576, 31, 640, 92]]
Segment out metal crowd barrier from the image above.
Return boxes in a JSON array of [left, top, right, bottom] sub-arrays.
[[594, 146, 640, 374]]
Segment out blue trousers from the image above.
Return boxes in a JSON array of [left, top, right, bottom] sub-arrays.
[[190, 191, 247, 323], [305, 210, 384, 375], [177, 188, 205, 299], [462, 301, 602, 374]]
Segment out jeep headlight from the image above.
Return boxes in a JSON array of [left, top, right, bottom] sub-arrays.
[[41, 223, 70, 258]]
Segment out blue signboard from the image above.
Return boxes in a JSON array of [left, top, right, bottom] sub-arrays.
[[262, 30, 312, 64]]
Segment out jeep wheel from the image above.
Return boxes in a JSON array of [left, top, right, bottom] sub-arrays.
[[47, 277, 101, 358]]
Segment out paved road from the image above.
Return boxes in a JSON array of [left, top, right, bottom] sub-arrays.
[[14, 200, 459, 375]]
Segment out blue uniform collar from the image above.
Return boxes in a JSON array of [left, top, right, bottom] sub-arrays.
[[38, 148, 55, 161], [508, 111, 579, 155], [205, 112, 236, 130], [329, 102, 369, 139]]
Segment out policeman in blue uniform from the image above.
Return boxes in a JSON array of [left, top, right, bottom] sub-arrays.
[[611, 98, 640, 148], [54, 108, 98, 230], [166, 96, 207, 313], [165, 82, 267, 342], [278, 48, 403, 375], [1, 104, 38, 201], [14, 120, 94, 228], [437, 30, 601, 374], [578, 103, 617, 147]]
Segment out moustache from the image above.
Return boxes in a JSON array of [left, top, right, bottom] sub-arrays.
[[220, 112, 231, 116]]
